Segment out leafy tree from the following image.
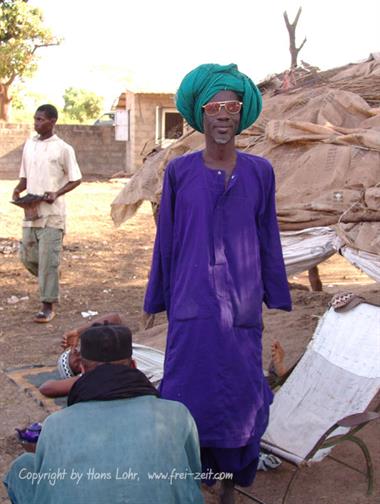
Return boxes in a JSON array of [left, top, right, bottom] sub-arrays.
[[0, 0, 59, 120], [63, 87, 104, 123]]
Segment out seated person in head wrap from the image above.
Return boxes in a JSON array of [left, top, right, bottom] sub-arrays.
[[4, 324, 204, 504], [40, 312, 164, 397], [144, 63, 291, 504]]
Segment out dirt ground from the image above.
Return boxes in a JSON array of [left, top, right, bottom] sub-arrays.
[[0, 179, 379, 504]]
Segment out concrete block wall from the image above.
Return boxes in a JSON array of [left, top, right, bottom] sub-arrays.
[[0, 123, 126, 180], [0, 123, 32, 179]]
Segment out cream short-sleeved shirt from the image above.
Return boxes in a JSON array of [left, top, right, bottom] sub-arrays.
[[20, 134, 82, 229]]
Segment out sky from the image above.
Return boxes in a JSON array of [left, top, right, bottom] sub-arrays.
[[26, 0, 380, 110]]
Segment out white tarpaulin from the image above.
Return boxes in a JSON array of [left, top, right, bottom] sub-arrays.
[[261, 304, 380, 465], [280, 228, 380, 282], [281, 227, 336, 276], [132, 343, 164, 387], [334, 238, 380, 283]]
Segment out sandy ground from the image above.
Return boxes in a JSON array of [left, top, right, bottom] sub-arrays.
[[0, 179, 379, 504]]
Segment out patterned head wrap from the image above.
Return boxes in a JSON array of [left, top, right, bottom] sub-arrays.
[[176, 63, 262, 134], [57, 349, 76, 379]]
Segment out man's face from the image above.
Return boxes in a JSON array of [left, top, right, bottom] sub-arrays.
[[203, 90, 241, 145], [69, 348, 82, 375], [34, 111, 56, 136]]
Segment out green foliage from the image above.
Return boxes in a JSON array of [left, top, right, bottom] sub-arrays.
[[9, 81, 43, 109], [8, 83, 103, 124], [0, 0, 58, 85], [7, 81, 45, 122], [63, 87, 104, 123]]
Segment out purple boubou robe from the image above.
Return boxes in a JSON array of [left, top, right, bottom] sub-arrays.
[[144, 150, 291, 452]]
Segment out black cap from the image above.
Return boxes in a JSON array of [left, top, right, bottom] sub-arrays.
[[80, 325, 132, 362]]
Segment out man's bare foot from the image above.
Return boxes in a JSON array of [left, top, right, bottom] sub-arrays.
[[270, 341, 287, 377]]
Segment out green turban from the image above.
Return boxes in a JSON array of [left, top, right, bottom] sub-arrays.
[[176, 63, 262, 134]]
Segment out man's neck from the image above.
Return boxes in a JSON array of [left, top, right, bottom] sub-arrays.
[[38, 132, 54, 141], [203, 140, 237, 171]]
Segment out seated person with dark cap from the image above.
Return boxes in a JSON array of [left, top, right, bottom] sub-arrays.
[[4, 324, 204, 504], [39, 312, 164, 397]]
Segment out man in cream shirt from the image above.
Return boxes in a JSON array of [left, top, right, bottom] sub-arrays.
[[12, 104, 82, 323]]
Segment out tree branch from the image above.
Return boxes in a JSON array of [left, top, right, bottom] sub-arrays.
[[31, 41, 60, 55], [298, 37, 307, 52], [283, 11, 291, 30], [5, 72, 16, 87], [293, 6, 302, 27]]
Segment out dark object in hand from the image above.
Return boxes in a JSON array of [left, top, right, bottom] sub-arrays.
[[11, 193, 44, 207], [11, 193, 44, 221]]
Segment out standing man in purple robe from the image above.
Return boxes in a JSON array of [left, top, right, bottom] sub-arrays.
[[144, 63, 291, 504]]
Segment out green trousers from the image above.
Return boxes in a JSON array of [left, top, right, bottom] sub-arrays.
[[20, 227, 63, 304]]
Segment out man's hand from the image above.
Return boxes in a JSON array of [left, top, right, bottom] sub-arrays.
[[61, 329, 80, 350], [43, 191, 58, 204], [12, 188, 21, 201], [12, 178, 27, 201]]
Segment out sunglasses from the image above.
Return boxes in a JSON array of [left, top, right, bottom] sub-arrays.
[[202, 100, 243, 116]]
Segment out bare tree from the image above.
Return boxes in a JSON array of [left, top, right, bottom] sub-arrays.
[[283, 7, 307, 68]]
